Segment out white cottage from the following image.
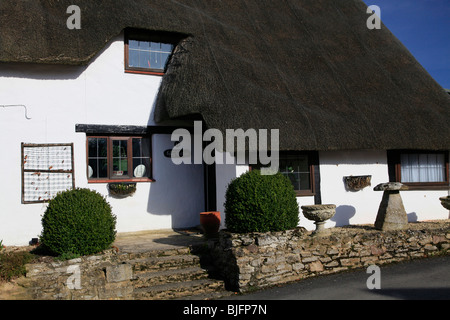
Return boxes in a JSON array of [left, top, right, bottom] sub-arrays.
[[0, 0, 449, 245]]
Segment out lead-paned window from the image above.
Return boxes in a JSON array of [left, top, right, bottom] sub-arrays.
[[251, 151, 317, 196], [87, 136, 152, 182]]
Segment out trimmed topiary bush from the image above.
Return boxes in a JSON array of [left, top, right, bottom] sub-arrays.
[[224, 170, 299, 233], [40, 188, 116, 257]]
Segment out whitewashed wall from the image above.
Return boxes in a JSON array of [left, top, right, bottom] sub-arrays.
[[319, 150, 449, 228], [0, 33, 447, 245], [215, 150, 449, 232], [0, 33, 204, 245]]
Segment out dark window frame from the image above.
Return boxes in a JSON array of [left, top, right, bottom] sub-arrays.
[[124, 29, 177, 76], [87, 135, 153, 183], [250, 151, 319, 197], [387, 150, 449, 190]]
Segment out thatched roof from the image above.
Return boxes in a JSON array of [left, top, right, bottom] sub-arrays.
[[1, 0, 449, 151]]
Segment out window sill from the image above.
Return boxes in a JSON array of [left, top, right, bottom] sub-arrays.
[[88, 178, 155, 184], [399, 183, 449, 191], [125, 69, 164, 76], [295, 191, 315, 197]]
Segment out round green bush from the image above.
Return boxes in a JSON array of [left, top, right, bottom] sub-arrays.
[[224, 170, 299, 233], [40, 188, 117, 256]]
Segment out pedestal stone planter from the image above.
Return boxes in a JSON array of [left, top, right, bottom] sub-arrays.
[[374, 182, 408, 231], [440, 196, 450, 210], [301, 204, 336, 235]]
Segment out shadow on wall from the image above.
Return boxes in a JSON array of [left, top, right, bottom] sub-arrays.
[[408, 212, 418, 222], [330, 205, 356, 226], [146, 134, 205, 229]]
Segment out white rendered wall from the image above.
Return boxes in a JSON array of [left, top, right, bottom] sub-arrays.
[[214, 151, 249, 229], [214, 149, 449, 232], [214, 152, 315, 230], [319, 150, 449, 229], [0, 33, 204, 245]]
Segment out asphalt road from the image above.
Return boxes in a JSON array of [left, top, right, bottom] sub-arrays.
[[225, 255, 450, 300]]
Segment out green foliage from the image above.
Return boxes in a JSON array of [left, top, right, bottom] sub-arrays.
[[0, 251, 35, 281], [40, 188, 117, 257], [108, 182, 136, 196], [224, 170, 299, 233]]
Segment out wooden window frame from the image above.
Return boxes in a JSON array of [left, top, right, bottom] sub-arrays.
[[250, 151, 318, 197], [124, 29, 176, 76], [387, 150, 449, 190], [87, 135, 153, 183]]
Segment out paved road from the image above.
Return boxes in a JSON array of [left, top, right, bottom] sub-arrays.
[[225, 255, 450, 300]]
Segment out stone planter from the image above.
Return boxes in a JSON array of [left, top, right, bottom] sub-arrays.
[[301, 204, 336, 235], [440, 196, 450, 210], [344, 175, 372, 191]]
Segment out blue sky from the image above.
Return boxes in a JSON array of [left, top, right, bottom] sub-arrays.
[[363, 0, 450, 89]]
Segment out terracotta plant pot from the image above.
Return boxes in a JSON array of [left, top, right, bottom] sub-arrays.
[[200, 211, 221, 236]]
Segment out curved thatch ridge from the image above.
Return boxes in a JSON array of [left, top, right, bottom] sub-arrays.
[[1, 0, 449, 151]]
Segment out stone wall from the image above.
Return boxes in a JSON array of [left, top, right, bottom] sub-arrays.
[[18, 249, 135, 300], [208, 220, 450, 292]]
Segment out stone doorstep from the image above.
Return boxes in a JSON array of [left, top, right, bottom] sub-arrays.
[[133, 278, 226, 299], [130, 254, 201, 272], [133, 266, 209, 287]]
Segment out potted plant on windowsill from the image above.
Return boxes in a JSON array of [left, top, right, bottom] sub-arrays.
[[108, 182, 136, 198]]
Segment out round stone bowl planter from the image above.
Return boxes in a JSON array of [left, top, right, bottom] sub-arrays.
[[440, 196, 450, 210], [301, 204, 336, 235]]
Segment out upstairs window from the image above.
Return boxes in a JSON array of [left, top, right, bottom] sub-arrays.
[[125, 30, 175, 75]]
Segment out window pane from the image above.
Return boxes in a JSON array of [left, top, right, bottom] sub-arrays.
[[129, 49, 139, 67], [161, 43, 173, 52], [112, 140, 128, 176], [161, 52, 170, 68], [133, 158, 150, 178], [132, 138, 151, 178], [279, 155, 310, 190], [255, 154, 311, 191], [139, 50, 151, 69], [88, 138, 108, 179], [129, 40, 139, 49], [401, 153, 446, 183], [150, 51, 161, 69], [150, 41, 161, 50], [139, 40, 150, 50], [132, 138, 142, 158]]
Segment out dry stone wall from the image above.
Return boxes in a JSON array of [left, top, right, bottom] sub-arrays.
[[19, 249, 134, 300], [14, 220, 450, 299], [208, 221, 450, 292]]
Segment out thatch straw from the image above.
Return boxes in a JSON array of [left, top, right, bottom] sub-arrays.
[[1, 0, 449, 151]]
